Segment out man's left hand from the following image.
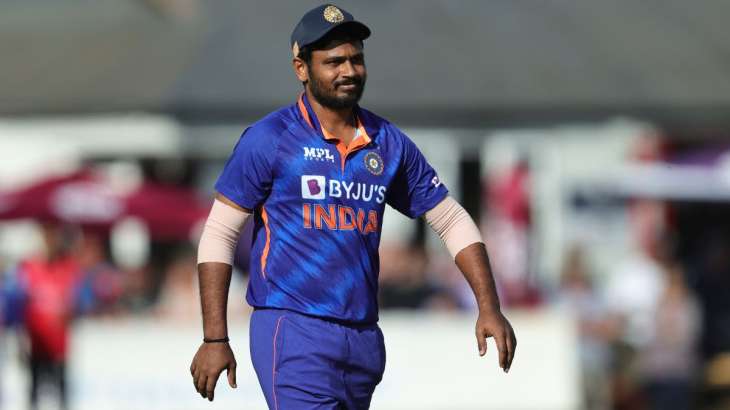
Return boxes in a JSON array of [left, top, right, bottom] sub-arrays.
[[475, 309, 516, 372]]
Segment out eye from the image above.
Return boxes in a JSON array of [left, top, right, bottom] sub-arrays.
[[324, 58, 344, 66]]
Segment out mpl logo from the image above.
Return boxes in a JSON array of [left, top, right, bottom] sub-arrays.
[[303, 147, 335, 162], [301, 175, 326, 199]]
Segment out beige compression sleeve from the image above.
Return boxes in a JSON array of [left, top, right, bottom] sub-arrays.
[[425, 196, 484, 259], [197, 199, 251, 265]]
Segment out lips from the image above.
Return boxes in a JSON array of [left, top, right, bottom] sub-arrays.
[[335, 79, 362, 90]]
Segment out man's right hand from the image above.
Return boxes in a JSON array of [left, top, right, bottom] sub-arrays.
[[190, 342, 237, 402]]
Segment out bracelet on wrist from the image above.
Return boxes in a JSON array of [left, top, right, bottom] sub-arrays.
[[203, 337, 230, 343]]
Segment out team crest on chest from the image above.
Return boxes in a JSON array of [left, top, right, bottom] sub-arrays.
[[363, 151, 384, 176]]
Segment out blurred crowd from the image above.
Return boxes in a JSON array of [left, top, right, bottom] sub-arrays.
[[1, 140, 730, 410], [555, 218, 730, 410], [0, 221, 198, 410]]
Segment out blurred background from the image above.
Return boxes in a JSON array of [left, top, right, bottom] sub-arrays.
[[1, 1, 730, 409]]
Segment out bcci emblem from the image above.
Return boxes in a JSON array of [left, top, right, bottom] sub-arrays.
[[323, 5, 344, 23], [364, 152, 384, 176]]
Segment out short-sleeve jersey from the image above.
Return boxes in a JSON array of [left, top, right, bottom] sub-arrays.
[[215, 94, 448, 324]]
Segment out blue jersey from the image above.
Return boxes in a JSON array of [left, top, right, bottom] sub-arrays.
[[215, 94, 448, 323]]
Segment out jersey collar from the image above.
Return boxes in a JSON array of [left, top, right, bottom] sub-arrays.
[[297, 92, 375, 145]]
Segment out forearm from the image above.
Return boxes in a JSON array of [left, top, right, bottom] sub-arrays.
[[197, 262, 232, 339], [455, 243, 501, 313], [424, 197, 501, 312], [191, 261, 239, 402], [196, 195, 251, 339]]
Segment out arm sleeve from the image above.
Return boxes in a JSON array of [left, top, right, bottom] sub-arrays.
[[197, 199, 252, 265], [424, 196, 484, 259], [214, 126, 277, 210], [386, 132, 449, 218]]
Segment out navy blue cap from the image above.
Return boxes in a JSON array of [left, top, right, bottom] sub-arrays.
[[290, 4, 371, 56]]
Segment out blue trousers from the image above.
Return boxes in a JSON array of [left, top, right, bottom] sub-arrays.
[[250, 308, 386, 410]]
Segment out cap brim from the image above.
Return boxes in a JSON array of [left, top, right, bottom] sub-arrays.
[[333, 21, 371, 40], [303, 20, 371, 49]]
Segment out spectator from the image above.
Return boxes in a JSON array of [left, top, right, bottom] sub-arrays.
[[692, 232, 730, 409], [378, 244, 459, 310], [155, 248, 198, 320], [604, 200, 669, 409], [75, 229, 125, 316], [5, 222, 86, 410], [556, 245, 612, 410], [640, 256, 701, 410]]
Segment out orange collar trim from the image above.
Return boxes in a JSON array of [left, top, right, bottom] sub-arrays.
[[297, 93, 371, 145], [297, 94, 314, 129]]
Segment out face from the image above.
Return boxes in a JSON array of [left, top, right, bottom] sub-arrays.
[[40, 222, 73, 259], [296, 39, 367, 110]]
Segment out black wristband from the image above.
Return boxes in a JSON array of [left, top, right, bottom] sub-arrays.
[[203, 337, 229, 343]]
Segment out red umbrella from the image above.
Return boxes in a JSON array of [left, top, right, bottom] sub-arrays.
[[0, 169, 209, 241], [126, 182, 209, 241], [0, 170, 123, 225]]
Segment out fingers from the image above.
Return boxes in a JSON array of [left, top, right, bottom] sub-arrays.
[[510, 329, 517, 368], [195, 373, 207, 399], [476, 316, 517, 374], [191, 357, 200, 396], [506, 325, 517, 372], [475, 329, 487, 356], [191, 345, 238, 401], [192, 369, 200, 393], [227, 361, 238, 388], [206, 373, 218, 402], [494, 331, 508, 372]]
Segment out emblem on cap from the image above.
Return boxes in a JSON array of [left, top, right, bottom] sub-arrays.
[[364, 151, 384, 176], [323, 5, 345, 23]]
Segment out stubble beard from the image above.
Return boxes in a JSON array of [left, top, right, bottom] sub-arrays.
[[307, 67, 366, 110]]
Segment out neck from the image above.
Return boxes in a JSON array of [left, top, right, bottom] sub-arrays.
[[305, 88, 356, 131], [44, 249, 65, 262]]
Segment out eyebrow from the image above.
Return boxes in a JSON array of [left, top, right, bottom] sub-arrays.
[[323, 52, 364, 63]]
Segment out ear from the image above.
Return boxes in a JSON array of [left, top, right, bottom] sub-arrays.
[[293, 58, 308, 83]]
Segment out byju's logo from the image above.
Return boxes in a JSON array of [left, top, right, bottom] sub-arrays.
[[301, 175, 326, 199], [303, 147, 335, 162]]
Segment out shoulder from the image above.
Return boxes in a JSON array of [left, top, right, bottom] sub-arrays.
[[236, 105, 298, 154], [245, 105, 297, 139]]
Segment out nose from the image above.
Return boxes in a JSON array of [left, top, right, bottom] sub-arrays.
[[341, 59, 357, 78]]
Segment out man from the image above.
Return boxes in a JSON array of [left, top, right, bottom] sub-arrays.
[[190, 4, 516, 409], [6, 222, 83, 410]]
